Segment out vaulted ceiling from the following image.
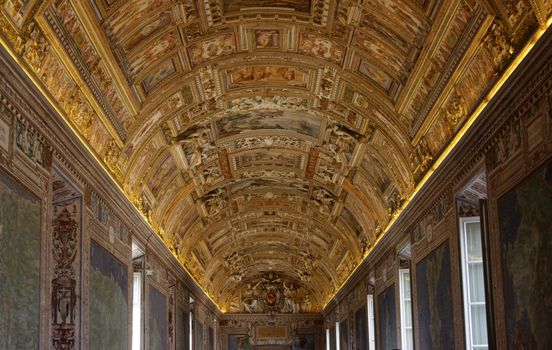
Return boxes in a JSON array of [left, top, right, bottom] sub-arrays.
[[1, 0, 549, 311]]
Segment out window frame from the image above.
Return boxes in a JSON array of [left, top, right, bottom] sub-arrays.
[[132, 271, 143, 350], [367, 294, 376, 350], [459, 216, 489, 350], [399, 268, 414, 350]]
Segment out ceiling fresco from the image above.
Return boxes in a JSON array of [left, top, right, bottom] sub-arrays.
[[1, 0, 550, 312]]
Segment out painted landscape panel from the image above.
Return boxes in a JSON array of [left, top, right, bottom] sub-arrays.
[[209, 326, 214, 350], [215, 111, 321, 139], [149, 286, 168, 350], [339, 319, 348, 350], [377, 285, 397, 350], [359, 60, 393, 91], [120, 8, 173, 52], [415, 241, 454, 350], [127, 30, 178, 77], [223, 0, 311, 13], [329, 326, 336, 350], [0, 173, 41, 350], [498, 161, 552, 349], [176, 307, 189, 350], [228, 178, 310, 195], [354, 306, 367, 350], [89, 240, 129, 349], [141, 59, 175, 93], [196, 322, 204, 350], [147, 153, 177, 197]]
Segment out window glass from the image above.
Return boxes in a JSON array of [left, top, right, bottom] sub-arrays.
[[460, 217, 488, 350]]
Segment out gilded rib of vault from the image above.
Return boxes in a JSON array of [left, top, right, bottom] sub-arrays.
[[1, 0, 549, 311]]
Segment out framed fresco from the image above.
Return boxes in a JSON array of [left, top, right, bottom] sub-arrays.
[[196, 321, 204, 350], [339, 319, 348, 350], [89, 240, 129, 349], [208, 326, 214, 350], [141, 59, 176, 94], [176, 307, 189, 350], [292, 334, 315, 350], [149, 286, 169, 350], [187, 33, 236, 66], [215, 111, 321, 139], [354, 306, 368, 350], [0, 172, 41, 350], [298, 33, 345, 65], [255, 29, 280, 49], [358, 60, 393, 92], [223, 0, 311, 13], [377, 285, 397, 350], [415, 241, 455, 349], [329, 325, 336, 350], [228, 334, 251, 350], [227, 66, 307, 88], [497, 161, 552, 349]]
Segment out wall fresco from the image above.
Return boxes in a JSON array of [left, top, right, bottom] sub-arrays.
[[208, 326, 214, 350], [339, 319, 348, 350], [0, 173, 41, 350], [327, 325, 335, 350], [196, 321, 204, 350], [415, 241, 454, 350], [498, 161, 552, 349], [176, 307, 189, 350], [354, 306, 367, 350], [89, 240, 129, 349], [377, 285, 397, 350], [150, 286, 169, 350]]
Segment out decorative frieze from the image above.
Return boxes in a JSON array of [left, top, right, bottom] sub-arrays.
[[15, 117, 47, 167]]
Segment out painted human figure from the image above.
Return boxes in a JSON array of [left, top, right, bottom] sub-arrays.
[[282, 281, 297, 313], [242, 283, 259, 313], [57, 289, 71, 324]]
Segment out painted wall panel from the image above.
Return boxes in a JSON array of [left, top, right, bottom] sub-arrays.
[[498, 161, 552, 349], [377, 285, 397, 350], [89, 240, 129, 349], [0, 173, 41, 350], [415, 240, 455, 350], [150, 286, 169, 350], [339, 319, 348, 350], [176, 307, 189, 350], [354, 306, 367, 350]]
